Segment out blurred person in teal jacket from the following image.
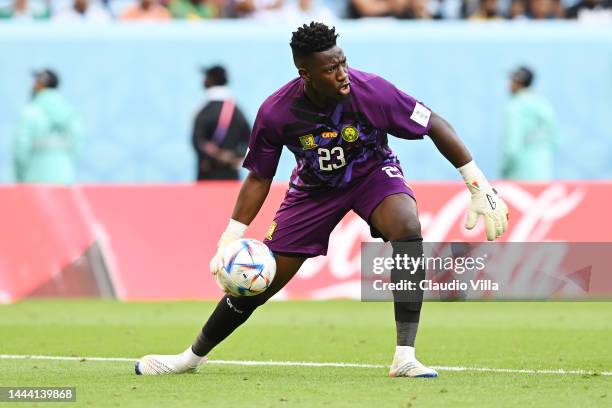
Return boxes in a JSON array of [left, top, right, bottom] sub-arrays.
[[502, 66, 559, 181], [13, 69, 82, 185]]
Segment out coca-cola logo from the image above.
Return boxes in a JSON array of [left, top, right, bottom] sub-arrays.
[[421, 183, 586, 242], [287, 184, 587, 299]]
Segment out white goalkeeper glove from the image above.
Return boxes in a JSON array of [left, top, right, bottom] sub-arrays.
[[458, 161, 509, 241], [209, 219, 248, 275]]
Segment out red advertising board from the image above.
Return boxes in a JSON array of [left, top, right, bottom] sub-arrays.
[[0, 182, 608, 303]]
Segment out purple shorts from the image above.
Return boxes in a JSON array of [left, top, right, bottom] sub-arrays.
[[263, 163, 415, 257]]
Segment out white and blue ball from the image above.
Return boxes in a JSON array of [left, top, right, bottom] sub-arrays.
[[216, 239, 276, 297]]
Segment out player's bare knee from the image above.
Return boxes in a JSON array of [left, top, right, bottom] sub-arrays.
[[386, 220, 421, 242]]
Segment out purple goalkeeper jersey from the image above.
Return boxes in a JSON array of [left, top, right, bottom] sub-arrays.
[[242, 68, 432, 190]]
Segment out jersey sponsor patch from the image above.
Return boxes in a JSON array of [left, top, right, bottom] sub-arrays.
[[410, 102, 431, 128], [321, 131, 338, 139], [298, 134, 317, 150], [341, 125, 359, 142]]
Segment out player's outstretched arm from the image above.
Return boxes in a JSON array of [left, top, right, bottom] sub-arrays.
[[209, 171, 273, 274], [428, 112, 509, 241], [231, 171, 273, 225]]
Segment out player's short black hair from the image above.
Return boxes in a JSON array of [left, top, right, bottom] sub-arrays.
[[204, 65, 228, 86], [290, 22, 338, 57], [33, 69, 59, 89], [511, 66, 534, 88]]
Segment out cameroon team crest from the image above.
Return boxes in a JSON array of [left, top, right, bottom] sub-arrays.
[[298, 134, 317, 150], [341, 125, 359, 142]]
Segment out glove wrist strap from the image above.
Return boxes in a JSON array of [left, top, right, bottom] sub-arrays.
[[224, 218, 248, 238], [217, 219, 248, 248], [457, 160, 491, 193]]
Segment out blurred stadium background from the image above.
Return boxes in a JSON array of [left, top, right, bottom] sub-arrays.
[[1, 2, 611, 301], [0, 2, 611, 406]]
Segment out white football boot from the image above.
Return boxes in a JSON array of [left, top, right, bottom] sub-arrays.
[[135, 347, 206, 375], [389, 346, 438, 378]]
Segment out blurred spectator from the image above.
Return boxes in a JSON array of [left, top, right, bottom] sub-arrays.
[[234, 0, 284, 19], [192, 65, 251, 181], [282, 0, 336, 24], [346, 0, 406, 18], [460, 0, 478, 17], [554, 0, 565, 17], [430, 0, 462, 18], [501, 66, 558, 181], [0, 0, 50, 19], [566, 0, 612, 21], [53, 0, 113, 22], [120, 0, 172, 20], [528, 0, 558, 18], [468, 0, 502, 19], [347, 0, 444, 18], [397, 0, 442, 18], [167, 0, 218, 18], [507, 0, 528, 18], [13, 69, 83, 185]]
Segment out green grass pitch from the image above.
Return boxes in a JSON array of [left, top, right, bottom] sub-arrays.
[[0, 300, 611, 407]]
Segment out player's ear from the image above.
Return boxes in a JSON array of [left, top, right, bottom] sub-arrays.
[[298, 67, 310, 82]]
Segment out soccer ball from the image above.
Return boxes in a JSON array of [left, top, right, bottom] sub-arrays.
[[215, 239, 276, 297]]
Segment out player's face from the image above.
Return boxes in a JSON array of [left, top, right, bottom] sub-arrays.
[[304, 46, 350, 101], [510, 79, 521, 94], [31, 78, 45, 97]]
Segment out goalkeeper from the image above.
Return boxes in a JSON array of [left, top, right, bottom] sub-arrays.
[[136, 22, 509, 378]]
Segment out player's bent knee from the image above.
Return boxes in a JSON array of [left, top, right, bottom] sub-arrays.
[[386, 222, 422, 242]]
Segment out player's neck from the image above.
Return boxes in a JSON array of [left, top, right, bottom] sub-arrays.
[[303, 83, 335, 109]]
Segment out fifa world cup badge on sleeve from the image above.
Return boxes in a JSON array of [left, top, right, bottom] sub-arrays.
[[410, 102, 431, 127]]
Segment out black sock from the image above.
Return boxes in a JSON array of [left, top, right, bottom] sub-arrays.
[[192, 295, 260, 356], [391, 236, 425, 346], [395, 312, 421, 346]]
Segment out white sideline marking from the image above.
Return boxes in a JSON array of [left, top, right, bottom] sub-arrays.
[[0, 354, 610, 377]]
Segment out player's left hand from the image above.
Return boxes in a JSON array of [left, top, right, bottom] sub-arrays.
[[465, 186, 509, 241]]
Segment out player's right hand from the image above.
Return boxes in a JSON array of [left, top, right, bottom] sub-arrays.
[[209, 233, 240, 275], [209, 219, 248, 275]]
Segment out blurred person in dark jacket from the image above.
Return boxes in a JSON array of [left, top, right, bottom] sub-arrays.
[[192, 65, 251, 181]]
